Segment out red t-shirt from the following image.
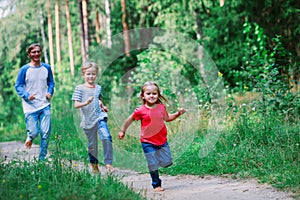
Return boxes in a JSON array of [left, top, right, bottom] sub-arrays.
[[132, 104, 168, 146]]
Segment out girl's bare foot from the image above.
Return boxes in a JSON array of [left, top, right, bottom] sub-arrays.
[[154, 187, 165, 192], [106, 164, 114, 173]]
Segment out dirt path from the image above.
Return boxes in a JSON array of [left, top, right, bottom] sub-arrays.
[[0, 141, 296, 200]]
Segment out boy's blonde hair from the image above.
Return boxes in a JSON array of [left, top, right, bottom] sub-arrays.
[[81, 61, 99, 75]]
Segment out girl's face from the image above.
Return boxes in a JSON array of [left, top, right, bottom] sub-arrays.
[[142, 85, 159, 107], [83, 67, 98, 86], [29, 46, 42, 62]]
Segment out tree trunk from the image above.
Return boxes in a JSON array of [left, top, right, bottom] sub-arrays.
[[65, 0, 75, 76], [95, 11, 101, 44], [55, 0, 61, 72], [220, 0, 225, 7], [105, 0, 112, 48], [39, 9, 49, 64], [78, 0, 87, 62], [121, 0, 130, 56], [194, 8, 203, 41], [47, 3, 55, 74], [82, 0, 89, 59]]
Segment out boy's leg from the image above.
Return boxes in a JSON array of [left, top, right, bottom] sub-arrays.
[[25, 111, 40, 149], [84, 124, 99, 164], [98, 120, 113, 165], [39, 106, 51, 160]]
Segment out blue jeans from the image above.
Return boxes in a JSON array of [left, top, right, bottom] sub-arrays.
[[142, 142, 173, 188], [142, 142, 173, 171], [84, 118, 113, 164], [25, 105, 51, 160]]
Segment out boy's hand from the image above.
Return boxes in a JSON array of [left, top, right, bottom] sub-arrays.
[[102, 105, 109, 112], [86, 96, 94, 105], [118, 131, 125, 140]]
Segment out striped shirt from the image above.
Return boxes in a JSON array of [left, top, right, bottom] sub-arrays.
[[72, 84, 108, 129]]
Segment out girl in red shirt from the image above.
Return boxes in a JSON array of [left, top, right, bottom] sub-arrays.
[[118, 81, 185, 192]]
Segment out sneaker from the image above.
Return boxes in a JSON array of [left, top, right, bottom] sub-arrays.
[[25, 139, 32, 149], [91, 164, 100, 174]]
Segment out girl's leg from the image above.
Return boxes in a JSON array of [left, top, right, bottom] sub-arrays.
[[98, 119, 113, 165], [157, 142, 173, 168], [142, 143, 162, 189], [150, 170, 163, 189]]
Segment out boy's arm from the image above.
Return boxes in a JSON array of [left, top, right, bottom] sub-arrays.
[[165, 108, 186, 122], [118, 114, 135, 139], [99, 99, 108, 112], [74, 96, 94, 108]]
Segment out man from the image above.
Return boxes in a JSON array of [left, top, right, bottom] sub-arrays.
[[15, 43, 55, 160]]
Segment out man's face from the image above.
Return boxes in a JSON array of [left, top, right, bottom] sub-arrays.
[[29, 46, 42, 62]]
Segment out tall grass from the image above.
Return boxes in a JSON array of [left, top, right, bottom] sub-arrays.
[[163, 103, 300, 196], [0, 88, 145, 200], [0, 159, 144, 200]]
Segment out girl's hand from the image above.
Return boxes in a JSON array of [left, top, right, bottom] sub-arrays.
[[178, 108, 186, 115], [118, 131, 125, 140]]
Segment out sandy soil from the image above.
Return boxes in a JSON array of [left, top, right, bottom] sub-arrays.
[[0, 141, 296, 200]]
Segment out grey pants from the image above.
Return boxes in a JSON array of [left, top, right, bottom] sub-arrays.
[[83, 119, 113, 164]]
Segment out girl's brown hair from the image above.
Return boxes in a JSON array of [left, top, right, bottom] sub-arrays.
[[140, 81, 168, 104]]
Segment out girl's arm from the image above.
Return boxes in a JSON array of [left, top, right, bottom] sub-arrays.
[[74, 96, 94, 108], [118, 114, 135, 140], [165, 108, 186, 122]]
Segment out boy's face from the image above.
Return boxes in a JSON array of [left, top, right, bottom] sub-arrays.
[[83, 67, 98, 85]]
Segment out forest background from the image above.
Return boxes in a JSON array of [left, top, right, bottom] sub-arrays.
[[0, 0, 299, 199]]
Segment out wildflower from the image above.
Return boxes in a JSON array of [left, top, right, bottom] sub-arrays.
[[218, 71, 223, 77], [38, 184, 42, 189]]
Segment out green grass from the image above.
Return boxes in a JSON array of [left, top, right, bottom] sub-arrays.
[[1, 90, 299, 198], [0, 159, 145, 200], [162, 110, 300, 197]]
